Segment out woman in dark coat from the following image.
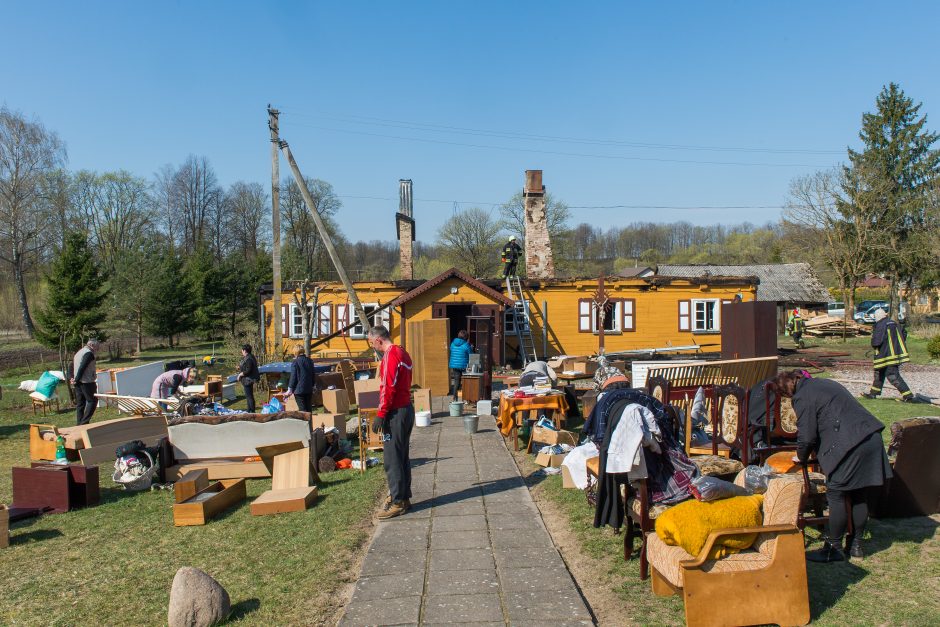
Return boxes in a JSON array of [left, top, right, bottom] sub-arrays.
[[285, 344, 317, 413], [771, 370, 892, 562], [237, 344, 260, 413]]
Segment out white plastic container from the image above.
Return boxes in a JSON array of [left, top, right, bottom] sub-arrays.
[[476, 400, 493, 417], [415, 410, 432, 427]]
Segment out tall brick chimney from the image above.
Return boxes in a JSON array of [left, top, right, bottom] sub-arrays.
[[396, 179, 415, 280], [523, 170, 555, 279]]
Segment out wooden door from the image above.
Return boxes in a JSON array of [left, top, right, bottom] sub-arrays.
[[406, 318, 450, 396], [471, 304, 503, 366], [467, 315, 493, 397]]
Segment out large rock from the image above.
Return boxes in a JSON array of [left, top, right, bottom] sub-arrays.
[[168, 567, 230, 627]]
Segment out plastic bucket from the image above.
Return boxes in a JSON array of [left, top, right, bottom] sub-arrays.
[[463, 414, 479, 434], [476, 400, 493, 417], [449, 401, 465, 417], [415, 410, 432, 427]]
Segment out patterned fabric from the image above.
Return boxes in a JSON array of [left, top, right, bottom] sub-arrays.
[[629, 497, 670, 520], [692, 455, 744, 478], [780, 397, 798, 433], [754, 476, 802, 557], [720, 395, 739, 444], [647, 534, 771, 588]]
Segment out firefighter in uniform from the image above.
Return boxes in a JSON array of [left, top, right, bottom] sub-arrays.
[[787, 309, 806, 348], [861, 308, 917, 402], [501, 235, 523, 279]]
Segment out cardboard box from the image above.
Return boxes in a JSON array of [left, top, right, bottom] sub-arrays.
[[311, 413, 346, 435], [357, 390, 381, 410], [318, 372, 346, 391], [561, 464, 577, 489], [534, 451, 568, 468], [531, 425, 577, 447], [412, 388, 432, 413], [321, 389, 349, 415], [573, 360, 598, 375], [353, 377, 380, 398]]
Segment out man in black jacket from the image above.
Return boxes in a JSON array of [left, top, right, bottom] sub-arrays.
[[285, 344, 317, 412], [501, 236, 523, 279], [70, 339, 101, 425], [237, 344, 260, 413], [861, 308, 916, 402]]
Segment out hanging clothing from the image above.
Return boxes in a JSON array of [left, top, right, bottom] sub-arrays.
[[606, 403, 661, 475]]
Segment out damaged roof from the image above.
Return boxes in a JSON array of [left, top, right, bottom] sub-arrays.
[[655, 263, 831, 303]]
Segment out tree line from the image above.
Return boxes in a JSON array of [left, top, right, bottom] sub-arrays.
[[1, 82, 937, 355]]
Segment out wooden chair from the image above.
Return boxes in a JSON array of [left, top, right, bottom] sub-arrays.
[[710, 384, 752, 463], [31, 395, 61, 416], [647, 475, 810, 627]]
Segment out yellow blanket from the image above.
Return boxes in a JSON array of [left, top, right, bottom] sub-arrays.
[[655, 494, 764, 559]]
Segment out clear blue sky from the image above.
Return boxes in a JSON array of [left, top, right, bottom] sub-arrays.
[[4, 1, 939, 243]]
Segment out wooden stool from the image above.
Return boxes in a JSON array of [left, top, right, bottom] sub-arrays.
[[31, 397, 60, 416]]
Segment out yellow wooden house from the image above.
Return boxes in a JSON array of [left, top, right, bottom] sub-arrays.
[[259, 267, 757, 365]]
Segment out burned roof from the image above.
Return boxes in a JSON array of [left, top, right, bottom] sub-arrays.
[[655, 263, 830, 303]]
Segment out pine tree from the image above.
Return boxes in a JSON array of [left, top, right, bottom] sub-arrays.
[[143, 250, 196, 347], [842, 83, 940, 309], [35, 232, 110, 364]]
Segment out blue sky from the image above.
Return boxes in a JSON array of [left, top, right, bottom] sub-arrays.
[[3, 1, 939, 243]]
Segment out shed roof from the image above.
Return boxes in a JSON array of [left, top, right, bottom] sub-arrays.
[[655, 263, 830, 303], [392, 267, 515, 307]]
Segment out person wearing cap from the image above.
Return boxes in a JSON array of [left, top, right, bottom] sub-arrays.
[[71, 339, 101, 425], [862, 308, 917, 402], [501, 235, 523, 279]]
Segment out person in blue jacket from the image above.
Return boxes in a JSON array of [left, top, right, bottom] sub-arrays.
[[448, 330, 473, 398]]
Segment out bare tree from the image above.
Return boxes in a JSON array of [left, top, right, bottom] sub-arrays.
[[152, 164, 179, 245], [71, 170, 153, 272], [225, 181, 269, 259], [173, 155, 220, 252], [498, 191, 570, 240], [0, 107, 66, 336], [280, 176, 342, 279], [291, 280, 321, 356], [437, 207, 502, 277]]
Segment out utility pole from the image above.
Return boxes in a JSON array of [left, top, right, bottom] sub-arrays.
[[278, 139, 372, 333], [268, 105, 282, 357]]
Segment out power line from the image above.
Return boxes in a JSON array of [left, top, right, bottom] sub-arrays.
[[280, 120, 833, 168], [335, 194, 787, 212], [280, 109, 844, 156]]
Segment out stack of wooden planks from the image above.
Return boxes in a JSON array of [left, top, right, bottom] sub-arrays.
[[803, 315, 871, 337]]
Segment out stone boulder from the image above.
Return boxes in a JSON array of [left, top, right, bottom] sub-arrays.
[[168, 566, 230, 627]]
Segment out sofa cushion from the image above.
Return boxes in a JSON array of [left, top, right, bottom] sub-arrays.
[[754, 476, 802, 556], [647, 533, 771, 588], [692, 455, 744, 478], [655, 494, 764, 559]]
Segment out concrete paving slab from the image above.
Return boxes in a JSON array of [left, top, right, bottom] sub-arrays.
[[429, 548, 496, 572], [359, 549, 428, 577], [422, 593, 504, 624], [351, 571, 426, 602], [433, 500, 487, 517], [426, 568, 500, 597], [429, 529, 491, 550], [430, 513, 487, 532], [498, 566, 580, 594], [340, 595, 422, 626], [505, 590, 593, 622]]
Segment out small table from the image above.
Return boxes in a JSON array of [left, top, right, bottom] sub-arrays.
[[497, 393, 569, 451]]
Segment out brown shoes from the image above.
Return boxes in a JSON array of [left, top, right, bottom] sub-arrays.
[[377, 499, 410, 520]]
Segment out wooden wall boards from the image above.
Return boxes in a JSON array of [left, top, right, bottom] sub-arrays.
[[407, 318, 450, 396], [174, 469, 210, 504], [173, 479, 247, 526]]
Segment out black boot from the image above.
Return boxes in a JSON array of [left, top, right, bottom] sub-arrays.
[[846, 535, 863, 559], [806, 538, 846, 563]]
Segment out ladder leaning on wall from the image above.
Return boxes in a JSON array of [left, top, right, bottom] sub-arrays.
[[506, 275, 538, 365]]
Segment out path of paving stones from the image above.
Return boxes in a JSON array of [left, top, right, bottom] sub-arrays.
[[339, 399, 594, 626]]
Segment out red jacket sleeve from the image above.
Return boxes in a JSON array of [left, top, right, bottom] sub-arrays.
[[377, 345, 413, 418]]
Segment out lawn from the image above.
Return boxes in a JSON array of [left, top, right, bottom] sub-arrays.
[[0, 344, 387, 626], [790, 328, 940, 365], [522, 398, 940, 626]]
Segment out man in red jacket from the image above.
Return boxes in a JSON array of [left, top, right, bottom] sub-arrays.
[[368, 324, 415, 520]]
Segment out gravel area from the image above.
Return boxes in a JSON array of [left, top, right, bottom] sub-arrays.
[[829, 364, 940, 403]]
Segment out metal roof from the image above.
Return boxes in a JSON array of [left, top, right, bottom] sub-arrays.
[[655, 263, 831, 304]]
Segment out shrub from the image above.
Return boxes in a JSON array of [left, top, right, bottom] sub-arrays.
[[928, 335, 940, 360]]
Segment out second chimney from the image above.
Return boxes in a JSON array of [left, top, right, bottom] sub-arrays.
[[396, 179, 415, 280], [523, 170, 555, 279]]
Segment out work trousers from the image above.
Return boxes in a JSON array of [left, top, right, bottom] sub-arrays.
[[827, 486, 877, 543], [869, 365, 912, 398], [383, 404, 415, 502], [295, 392, 313, 413], [503, 259, 518, 278], [242, 382, 256, 413], [449, 368, 464, 397], [75, 382, 98, 426]]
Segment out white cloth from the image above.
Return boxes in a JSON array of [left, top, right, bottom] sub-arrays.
[[606, 403, 661, 476], [561, 441, 600, 489]]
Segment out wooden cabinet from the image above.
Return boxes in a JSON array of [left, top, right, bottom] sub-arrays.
[[461, 375, 484, 405]]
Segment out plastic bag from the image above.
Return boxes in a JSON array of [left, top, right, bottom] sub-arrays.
[[744, 463, 778, 494], [690, 476, 752, 502]]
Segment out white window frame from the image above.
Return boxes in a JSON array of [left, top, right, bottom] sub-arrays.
[[691, 298, 721, 333], [289, 303, 307, 338], [350, 303, 387, 339], [592, 300, 622, 334], [317, 304, 332, 337]]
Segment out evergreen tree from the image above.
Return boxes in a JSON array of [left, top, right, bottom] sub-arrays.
[[35, 232, 110, 361], [143, 249, 196, 347], [842, 83, 940, 309]]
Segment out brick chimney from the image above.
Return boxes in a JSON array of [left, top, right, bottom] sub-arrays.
[[523, 170, 555, 279], [396, 179, 415, 280]]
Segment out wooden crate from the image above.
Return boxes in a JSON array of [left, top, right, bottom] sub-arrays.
[[173, 479, 247, 526], [322, 389, 349, 415], [250, 486, 318, 516], [174, 469, 210, 504]]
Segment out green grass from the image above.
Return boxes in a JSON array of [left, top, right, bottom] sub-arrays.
[[795, 332, 940, 365], [0, 343, 386, 626]]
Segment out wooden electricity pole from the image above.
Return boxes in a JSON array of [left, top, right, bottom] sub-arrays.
[[278, 139, 372, 333], [268, 106, 282, 357]]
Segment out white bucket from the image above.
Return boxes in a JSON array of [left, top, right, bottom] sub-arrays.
[[476, 400, 493, 417], [415, 410, 432, 427]]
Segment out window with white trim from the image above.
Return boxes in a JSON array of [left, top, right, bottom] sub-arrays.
[[317, 304, 332, 336], [578, 299, 627, 333], [289, 304, 308, 338], [678, 300, 690, 331], [692, 299, 720, 332], [594, 300, 621, 333], [350, 303, 387, 339]]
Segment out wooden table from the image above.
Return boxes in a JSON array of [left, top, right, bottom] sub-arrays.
[[556, 372, 594, 382], [497, 393, 569, 451]]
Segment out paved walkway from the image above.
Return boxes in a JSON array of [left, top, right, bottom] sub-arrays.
[[339, 399, 594, 626]]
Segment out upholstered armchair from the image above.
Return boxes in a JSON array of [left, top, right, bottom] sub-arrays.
[[647, 475, 809, 627]]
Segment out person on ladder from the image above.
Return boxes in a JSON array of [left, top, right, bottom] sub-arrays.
[[502, 235, 523, 279]]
